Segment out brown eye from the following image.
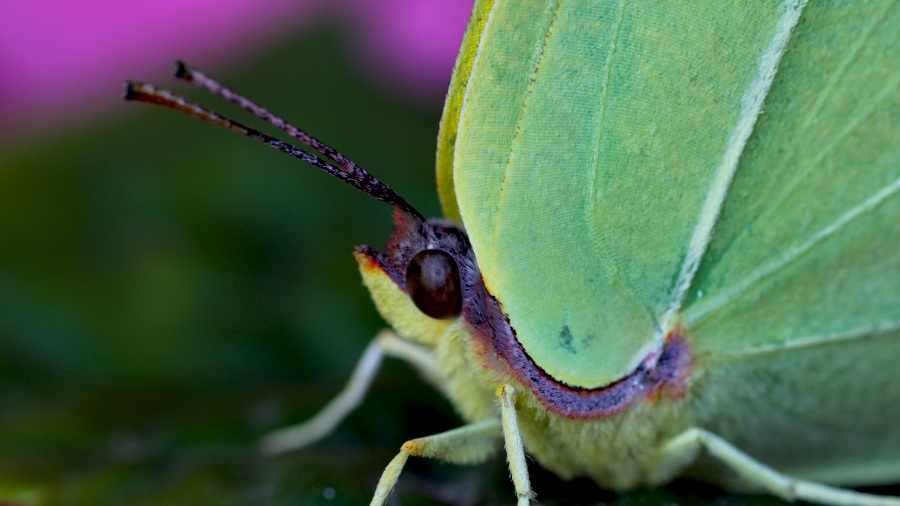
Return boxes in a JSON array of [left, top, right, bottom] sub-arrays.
[[405, 249, 462, 319]]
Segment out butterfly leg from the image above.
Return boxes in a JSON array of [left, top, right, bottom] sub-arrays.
[[260, 329, 440, 456], [497, 384, 535, 506], [657, 428, 900, 506], [370, 419, 502, 506]]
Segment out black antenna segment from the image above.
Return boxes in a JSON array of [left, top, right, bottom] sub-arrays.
[[124, 61, 425, 221]]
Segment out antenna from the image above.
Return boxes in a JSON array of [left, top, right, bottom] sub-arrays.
[[124, 62, 425, 222]]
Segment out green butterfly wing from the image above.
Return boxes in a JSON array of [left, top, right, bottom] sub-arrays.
[[436, 0, 493, 224], [684, 3, 900, 480], [438, 0, 898, 390], [683, 2, 899, 354]]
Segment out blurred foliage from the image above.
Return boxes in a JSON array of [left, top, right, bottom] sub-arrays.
[[0, 22, 896, 506]]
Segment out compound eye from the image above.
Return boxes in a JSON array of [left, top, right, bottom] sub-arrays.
[[405, 249, 462, 319]]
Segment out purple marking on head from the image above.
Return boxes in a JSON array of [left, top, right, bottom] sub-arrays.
[[358, 209, 472, 291], [358, 215, 692, 420]]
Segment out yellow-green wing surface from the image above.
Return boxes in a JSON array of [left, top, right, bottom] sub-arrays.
[[681, 1, 900, 484], [436, 0, 494, 224], [440, 0, 899, 481], [682, 2, 899, 354], [442, 0, 897, 390]]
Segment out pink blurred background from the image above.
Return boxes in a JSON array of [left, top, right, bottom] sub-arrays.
[[0, 0, 472, 143]]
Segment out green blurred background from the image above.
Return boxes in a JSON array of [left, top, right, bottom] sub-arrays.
[[0, 22, 462, 504], [1, 13, 896, 506]]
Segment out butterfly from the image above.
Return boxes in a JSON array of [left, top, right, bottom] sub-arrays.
[[126, 0, 900, 503]]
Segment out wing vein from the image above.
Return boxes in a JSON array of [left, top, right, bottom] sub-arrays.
[[587, 0, 629, 276], [491, 0, 562, 252], [662, 0, 808, 331], [706, 4, 897, 269], [717, 319, 900, 358], [689, 176, 900, 326]]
